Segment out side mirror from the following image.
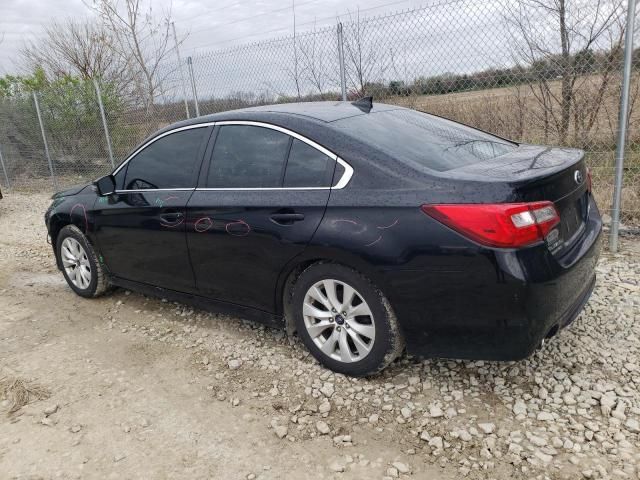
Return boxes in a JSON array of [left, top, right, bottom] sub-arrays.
[[95, 174, 116, 196]]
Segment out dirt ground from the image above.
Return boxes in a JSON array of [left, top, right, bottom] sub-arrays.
[[1, 192, 639, 480]]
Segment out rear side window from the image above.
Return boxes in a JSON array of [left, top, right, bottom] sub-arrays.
[[284, 139, 333, 188], [208, 125, 291, 188], [333, 109, 517, 172], [124, 128, 207, 189]]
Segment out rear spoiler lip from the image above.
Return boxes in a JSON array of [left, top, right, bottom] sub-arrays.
[[443, 145, 585, 183]]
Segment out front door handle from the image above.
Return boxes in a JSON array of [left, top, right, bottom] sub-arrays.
[[270, 213, 305, 225]]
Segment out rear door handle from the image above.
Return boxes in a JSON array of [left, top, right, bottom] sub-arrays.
[[159, 211, 184, 222], [270, 213, 305, 225]]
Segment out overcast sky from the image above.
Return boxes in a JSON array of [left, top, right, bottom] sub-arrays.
[[0, 0, 429, 76]]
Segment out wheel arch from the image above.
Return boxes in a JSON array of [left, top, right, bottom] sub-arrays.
[[276, 248, 390, 336], [49, 213, 71, 270], [49, 204, 95, 270]]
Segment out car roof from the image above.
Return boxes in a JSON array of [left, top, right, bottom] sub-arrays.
[[172, 101, 400, 127], [237, 101, 398, 122]]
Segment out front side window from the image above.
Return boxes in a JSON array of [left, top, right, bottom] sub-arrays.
[[123, 128, 207, 190], [113, 164, 127, 190], [208, 125, 291, 188]]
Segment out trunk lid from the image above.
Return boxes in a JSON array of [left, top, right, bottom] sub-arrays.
[[454, 145, 590, 253]]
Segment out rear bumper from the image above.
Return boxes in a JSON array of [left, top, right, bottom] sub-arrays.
[[388, 195, 603, 361]]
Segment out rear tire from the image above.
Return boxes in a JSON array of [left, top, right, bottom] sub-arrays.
[[292, 263, 404, 376], [56, 225, 110, 298]]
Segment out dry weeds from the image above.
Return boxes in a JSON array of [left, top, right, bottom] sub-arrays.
[[0, 376, 50, 415]]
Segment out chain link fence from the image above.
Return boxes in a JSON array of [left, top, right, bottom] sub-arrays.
[[0, 0, 638, 237]]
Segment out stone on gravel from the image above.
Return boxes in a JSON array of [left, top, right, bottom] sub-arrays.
[[392, 462, 410, 474], [228, 359, 242, 370], [43, 404, 58, 416], [478, 422, 495, 434], [513, 401, 527, 416], [386, 466, 399, 478], [600, 394, 616, 416], [528, 435, 547, 447], [320, 383, 335, 398], [316, 421, 330, 435], [537, 411, 554, 421], [624, 418, 639, 433], [429, 405, 444, 418], [428, 436, 443, 450], [273, 425, 288, 439], [534, 451, 552, 464]]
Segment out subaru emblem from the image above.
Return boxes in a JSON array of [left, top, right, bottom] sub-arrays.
[[574, 170, 583, 185]]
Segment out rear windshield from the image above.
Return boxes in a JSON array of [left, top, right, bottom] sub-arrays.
[[333, 109, 517, 172]]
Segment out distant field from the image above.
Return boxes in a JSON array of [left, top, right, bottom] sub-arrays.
[[381, 76, 640, 223], [387, 74, 640, 149]]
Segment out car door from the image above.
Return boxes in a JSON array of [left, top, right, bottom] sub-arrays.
[[93, 125, 211, 292], [186, 122, 341, 312]]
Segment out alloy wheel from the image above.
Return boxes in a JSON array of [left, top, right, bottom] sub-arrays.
[[303, 279, 376, 363], [61, 237, 92, 290]]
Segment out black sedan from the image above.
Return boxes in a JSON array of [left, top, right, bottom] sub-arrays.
[[45, 100, 602, 376]]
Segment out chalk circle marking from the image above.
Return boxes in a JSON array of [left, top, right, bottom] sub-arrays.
[[194, 217, 214, 233], [226, 219, 251, 237]]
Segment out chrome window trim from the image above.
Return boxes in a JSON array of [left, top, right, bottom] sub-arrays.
[[334, 158, 354, 189], [112, 123, 215, 176], [112, 119, 354, 192], [195, 187, 330, 191], [114, 188, 194, 193], [212, 120, 353, 190], [214, 120, 337, 159]]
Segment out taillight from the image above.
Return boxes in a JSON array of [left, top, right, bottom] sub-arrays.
[[586, 167, 592, 193], [421, 202, 560, 248]]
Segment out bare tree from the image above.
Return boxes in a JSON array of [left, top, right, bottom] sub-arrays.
[[506, 0, 625, 145], [572, 18, 626, 144], [87, 0, 183, 113], [19, 19, 130, 92], [291, 0, 302, 99], [342, 9, 389, 97], [297, 22, 330, 99]]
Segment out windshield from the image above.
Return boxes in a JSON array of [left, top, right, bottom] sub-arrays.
[[333, 109, 517, 172]]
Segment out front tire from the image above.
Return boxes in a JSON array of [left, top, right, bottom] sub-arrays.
[[56, 225, 109, 298], [292, 263, 404, 376]]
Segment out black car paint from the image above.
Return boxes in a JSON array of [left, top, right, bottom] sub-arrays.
[[92, 190, 197, 292], [186, 188, 332, 311], [45, 101, 602, 361]]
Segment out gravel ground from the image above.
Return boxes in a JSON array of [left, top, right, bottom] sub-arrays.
[[1, 192, 639, 480]]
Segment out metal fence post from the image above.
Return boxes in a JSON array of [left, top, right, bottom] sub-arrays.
[[187, 56, 200, 117], [610, 0, 637, 252], [337, 22, 347, 101], [172, 22, 191, 119], [0, 144, 10, 189], [94, 79, 115, 170], [33, 91, 57, 190]]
